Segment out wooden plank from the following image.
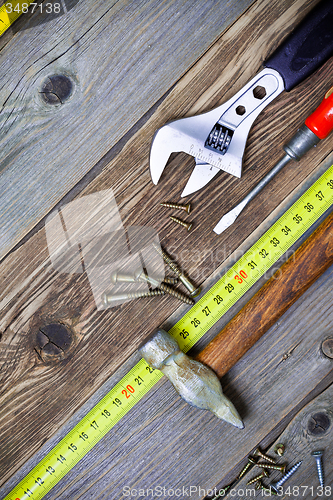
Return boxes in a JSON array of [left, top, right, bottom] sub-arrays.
[[1, 0, 333, 490], [0, 0, 254, 261], [1, 260, 332, 498], [234, 384, 333, 498]]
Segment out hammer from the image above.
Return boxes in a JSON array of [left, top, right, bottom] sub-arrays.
[[139, 210, 333, 428]]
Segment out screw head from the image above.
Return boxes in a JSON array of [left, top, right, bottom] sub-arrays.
[[312, 450, 324, 457]]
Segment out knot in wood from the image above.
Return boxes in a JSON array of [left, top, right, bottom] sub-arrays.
[[321, 338, 333, 359], [307, 412, 331, 436], [40, 75, 73, 105], [36, 323, 72, 362]]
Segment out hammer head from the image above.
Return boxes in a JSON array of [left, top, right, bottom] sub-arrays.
[[139, 329, 244, 429]]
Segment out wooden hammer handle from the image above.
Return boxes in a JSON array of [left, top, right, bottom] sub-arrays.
[[196, 211, 333, 378]]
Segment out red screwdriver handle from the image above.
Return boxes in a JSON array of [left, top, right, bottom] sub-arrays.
[[305, 86, 333, 139]]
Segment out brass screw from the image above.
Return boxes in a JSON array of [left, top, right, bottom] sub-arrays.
[[135, 269, 194, 305], [102, 289, 165, 306], [152, 243, 201, 297], [160, 202, 191, 214], [247, 470, 269, 485], [274, 443, 285, 456], [254, 447, 276, 464], [254, 462, 286, 474], [170, 216, 193, 231], [238, 457, 258, 479]]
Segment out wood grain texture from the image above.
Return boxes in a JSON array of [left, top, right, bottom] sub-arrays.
[[1, 0, 333, 493], [0, 0, 253, 261], [1, 262, 333, 499], [196, 211, 333, 378]]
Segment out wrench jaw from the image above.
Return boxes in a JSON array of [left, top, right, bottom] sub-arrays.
[[150, 68, 285, 192]]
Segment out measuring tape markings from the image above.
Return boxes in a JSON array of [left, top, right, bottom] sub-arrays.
[[4, 165, 333, 500], [0, 1, 36, 35]]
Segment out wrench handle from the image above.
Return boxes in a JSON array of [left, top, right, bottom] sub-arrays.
[[264, 0, 333, 91], [196, 211, 333, 378]]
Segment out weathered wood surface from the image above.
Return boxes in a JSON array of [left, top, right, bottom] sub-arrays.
[[0, 0, 254, 261], [1, 260, 333, 499], [235, 384, 333, 499], [1, 0, 333, 497]]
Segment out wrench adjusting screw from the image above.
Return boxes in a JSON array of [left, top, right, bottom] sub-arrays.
[[170, 216, 193, 232], [312, 450, 324, 487], [160, 202, 191, 214]]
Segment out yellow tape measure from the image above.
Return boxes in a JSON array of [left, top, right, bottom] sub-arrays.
[[0, 1, 36, 36], [4, 165, 333, 500]]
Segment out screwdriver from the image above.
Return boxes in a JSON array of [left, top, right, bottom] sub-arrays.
[[214, 86, 333, 234]]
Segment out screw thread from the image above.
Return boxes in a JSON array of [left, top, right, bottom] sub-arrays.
[[170, 216, 192, 231], [158, 282, 194, 305], [163, 277, 179, 284], [314, 455, 324, 487], [247, 472, 268, 485], [239, 458, 257, 479], [160, 202, 191, 214], [152, 243, 201, 297], [102, 289, 165, 306], [255, 463, 286, 472], [272, 461, 302, 491]]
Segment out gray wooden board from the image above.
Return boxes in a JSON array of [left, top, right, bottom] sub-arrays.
[[235, 385, 333, 499], [0, 0, 253, 261], [1, 262, 332, 499]]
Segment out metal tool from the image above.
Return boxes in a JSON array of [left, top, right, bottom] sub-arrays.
[[138, 329, 244, 429], [214, 88, 333, 234], [149, 0, 333, 196], [270, 461, 302, 493], [312, 450, 325, 487]]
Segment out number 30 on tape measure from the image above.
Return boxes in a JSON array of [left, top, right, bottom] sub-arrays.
[[3, 165, 333, 500]]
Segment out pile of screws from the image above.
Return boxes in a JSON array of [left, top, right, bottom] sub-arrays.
[[238, 446, 303, 495], [160, 201, 193, 231], [102, 244, 201, 307]]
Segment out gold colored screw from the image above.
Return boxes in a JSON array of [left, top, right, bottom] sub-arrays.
[[102, 289, 165, 306], [254, 462, 286, 474], [170, 216, 193, 231], [254, 447, 276, 464], [238, 457, 258, 479], [135, 269, 194, 305], [163, 276, 179, 285], [259, 484, 277, 495], [274, 443, 285, 456], [247, 470, 269, 485], [160, 202, 191, 214], [152, 243, 201, 297]]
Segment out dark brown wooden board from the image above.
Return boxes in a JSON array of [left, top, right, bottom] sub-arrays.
[[1, 0, 333, 498]]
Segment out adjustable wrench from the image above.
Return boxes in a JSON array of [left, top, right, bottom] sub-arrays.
[[150, 0, 333, 197]]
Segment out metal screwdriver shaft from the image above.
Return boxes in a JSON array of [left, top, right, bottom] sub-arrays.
[[214, 87, 333, 235]]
